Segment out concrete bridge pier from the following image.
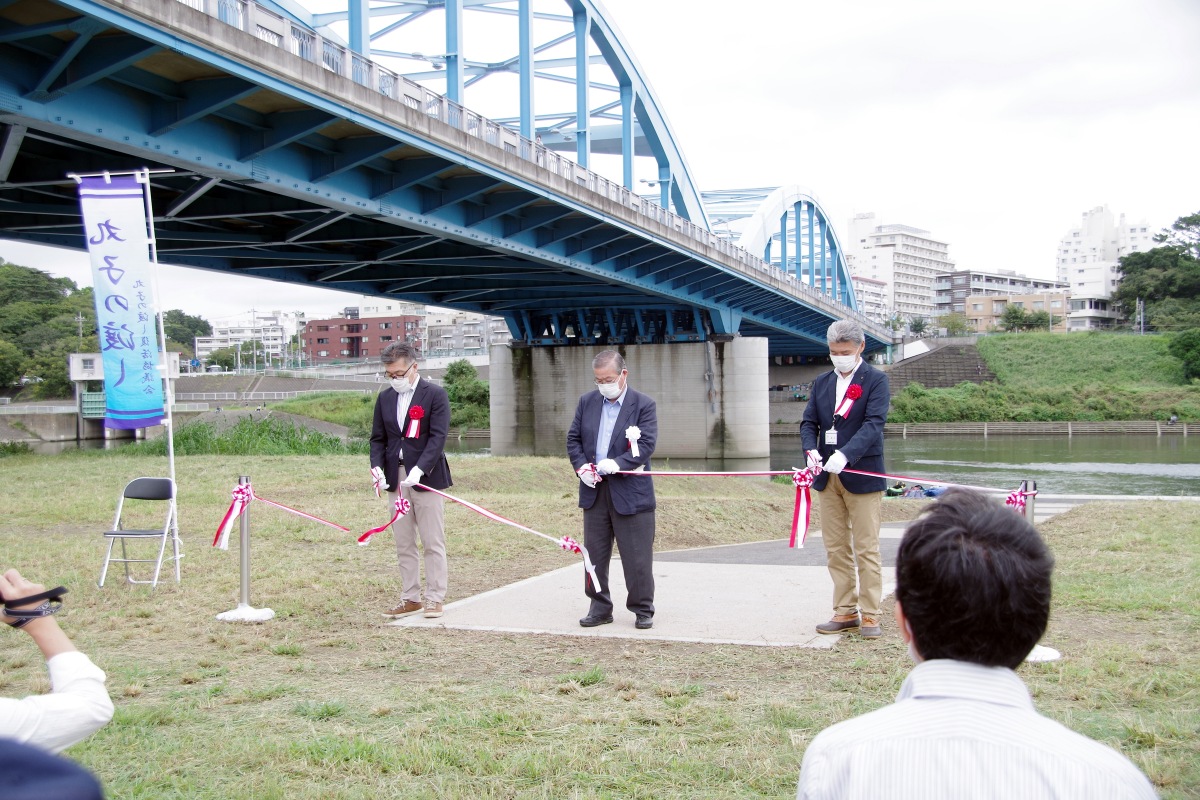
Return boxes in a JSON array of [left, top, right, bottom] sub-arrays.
[[489, 338, 770, 460]]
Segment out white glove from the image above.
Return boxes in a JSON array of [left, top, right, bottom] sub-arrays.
[[824, 451, 848, 474], [806, 450, 823, 469], [596, 458, 620, 476], [371, 466, 389, 495], [576, 464, 601, 488], [400, 465, 424, 487]]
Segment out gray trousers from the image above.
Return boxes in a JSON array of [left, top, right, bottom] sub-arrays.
[[386, 466, 447, 604], [583, 480, 655, 617]]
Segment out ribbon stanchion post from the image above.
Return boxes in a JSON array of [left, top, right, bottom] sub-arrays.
[[215, 476, 275, 623]]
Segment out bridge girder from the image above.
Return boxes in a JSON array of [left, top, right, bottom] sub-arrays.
[[0, 0, 889, 357]]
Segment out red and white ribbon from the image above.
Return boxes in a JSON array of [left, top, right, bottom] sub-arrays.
[[790, 467, 819, 548], [418, 486, 601, 591], [213, 483, 253, 550], [833, 384, 863, 418], [358, 495, 413, 545], [616, 466, 1034, 546], [212, 481, 350, 550], [371, 467, 388, 499], [1005, 480, 1034, 514]]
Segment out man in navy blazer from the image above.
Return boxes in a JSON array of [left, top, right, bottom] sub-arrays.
[[566, 350, 658, 630], [371, 342, 453, 620], [800, 320, 890, 639]]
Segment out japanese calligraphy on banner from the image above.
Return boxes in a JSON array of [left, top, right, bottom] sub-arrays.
[[76, 175, 165, 430]]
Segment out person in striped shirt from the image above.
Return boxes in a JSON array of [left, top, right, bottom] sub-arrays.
[[797, 489, 1157, 800]]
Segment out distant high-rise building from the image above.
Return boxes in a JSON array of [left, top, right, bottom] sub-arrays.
[[844, 213, 954, 320], [1056, 206, 1154, 330]]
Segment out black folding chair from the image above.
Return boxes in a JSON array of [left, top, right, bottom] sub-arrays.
[[99, 477, 182, 588]]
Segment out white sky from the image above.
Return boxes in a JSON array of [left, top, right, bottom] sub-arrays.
[[3, 0, 1198, 324]]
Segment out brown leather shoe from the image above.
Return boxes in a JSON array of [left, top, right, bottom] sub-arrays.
[[383, 600, 423, 618], [423, 602, 444, 618], [816, 614, 861, 634], [860, 616, 882, 638]]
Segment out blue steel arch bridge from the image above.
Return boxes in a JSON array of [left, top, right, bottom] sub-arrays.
[[0, 0, 890, 356]]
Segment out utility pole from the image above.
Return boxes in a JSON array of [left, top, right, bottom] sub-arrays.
[[75, 312, 85, 346]]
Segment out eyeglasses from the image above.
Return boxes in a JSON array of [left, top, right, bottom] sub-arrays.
[[594, 372, 624, 386], [385, 364, 414, 380]]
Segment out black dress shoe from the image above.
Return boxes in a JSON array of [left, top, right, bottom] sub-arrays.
[[579, 613, 614, 628], [635, 614, 653, 630]]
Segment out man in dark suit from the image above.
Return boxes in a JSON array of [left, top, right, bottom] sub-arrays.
[[566, 350, 658, 630], [800, 319, 890, 639], [370, 342, 453, 620]]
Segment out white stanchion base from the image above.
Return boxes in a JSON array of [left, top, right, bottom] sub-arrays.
[[1025, 644, 1061, 663], [216, 604, 275, 623]]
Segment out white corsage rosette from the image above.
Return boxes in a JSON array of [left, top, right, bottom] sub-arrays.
[[625, 425, 641, 458]]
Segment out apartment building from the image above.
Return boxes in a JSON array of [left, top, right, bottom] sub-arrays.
[[844, 213, 955, 319], [964, 293, 1071, 332], [194, 310, 301, 365], [300, 312, 423, 364], [935, 269, 1068, 317], [1056, 206, 1154, 330]]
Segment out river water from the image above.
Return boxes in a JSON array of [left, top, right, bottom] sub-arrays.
[[32, 433, 1200, 496]]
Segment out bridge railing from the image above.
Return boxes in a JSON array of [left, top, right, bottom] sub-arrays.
[[171, 0, 877, 334]]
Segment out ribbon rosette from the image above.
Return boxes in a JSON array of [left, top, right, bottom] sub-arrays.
[[1005, 480, 1029, 515], [213, 483, 254, 550], [625, 425, 641, 458], [358, 496, 413, 545], [833, 382, 863, 419], [789, 466, 820, 548], [406, 405, 424, 438]]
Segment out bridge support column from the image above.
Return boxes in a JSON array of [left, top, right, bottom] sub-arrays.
[[490, 338, 769, 459]]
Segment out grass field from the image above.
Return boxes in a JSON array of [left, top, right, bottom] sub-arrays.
[[890, 332, 1200, 422], [2, 452, 1196, 798]]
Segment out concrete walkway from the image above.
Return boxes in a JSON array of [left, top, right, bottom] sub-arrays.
[[389, 495, 1185, 647]]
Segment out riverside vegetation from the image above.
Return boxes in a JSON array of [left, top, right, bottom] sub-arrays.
[[2, 449, 1196, 798], [888, 331, 1200, 423]]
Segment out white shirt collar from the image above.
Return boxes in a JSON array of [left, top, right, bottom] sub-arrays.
[[897, 659, 1034, 711]]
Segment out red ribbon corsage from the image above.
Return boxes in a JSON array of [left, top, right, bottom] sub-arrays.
[[405, 405, 424, 438], [845, 384, 863, 400]]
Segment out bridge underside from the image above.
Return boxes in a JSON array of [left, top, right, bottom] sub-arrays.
[[0, 0, 888, 357]]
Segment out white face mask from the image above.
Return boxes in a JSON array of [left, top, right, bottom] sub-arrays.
[[391, 378, 410, 393], [596, 378, 623, 400], [830, 353, 859, 374]]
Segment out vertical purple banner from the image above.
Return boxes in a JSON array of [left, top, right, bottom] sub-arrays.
[[77, 175, 165, 429]]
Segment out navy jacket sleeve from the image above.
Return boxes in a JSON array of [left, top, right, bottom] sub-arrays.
[[566, 394, 589, 470]]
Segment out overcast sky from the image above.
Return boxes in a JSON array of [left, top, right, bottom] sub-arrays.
[[3, 0, 1197, 324]]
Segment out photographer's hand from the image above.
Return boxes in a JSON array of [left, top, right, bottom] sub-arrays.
[[0, 569, 75, 660]]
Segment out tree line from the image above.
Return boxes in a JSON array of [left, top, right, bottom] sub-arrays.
[[0, 261, 211, 398]]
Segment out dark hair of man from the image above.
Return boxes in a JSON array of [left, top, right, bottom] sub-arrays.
[[896, 489, 1054, 670], [381, 342, 419, 366]]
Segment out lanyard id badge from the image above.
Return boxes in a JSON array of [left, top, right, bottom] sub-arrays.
[[824, 427, 838, 446]]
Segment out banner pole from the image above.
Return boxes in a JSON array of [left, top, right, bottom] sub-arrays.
[[135, 168, 176, 503]]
